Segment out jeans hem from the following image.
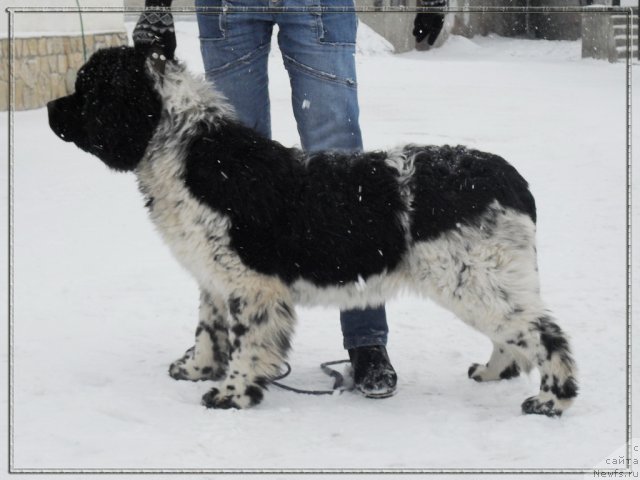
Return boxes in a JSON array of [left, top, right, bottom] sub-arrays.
[[343, 335, 388, 351]]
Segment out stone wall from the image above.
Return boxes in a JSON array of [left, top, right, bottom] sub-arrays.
[[1, 32, 128, 111]]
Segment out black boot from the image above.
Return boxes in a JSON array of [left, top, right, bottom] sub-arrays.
[[348, 345, 397, 398]]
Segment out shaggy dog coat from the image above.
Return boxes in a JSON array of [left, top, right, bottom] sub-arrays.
[[47, 46, 577, 415]]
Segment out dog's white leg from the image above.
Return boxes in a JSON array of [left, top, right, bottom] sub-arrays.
[[475, 310, 577, 417], [201, 279, 296, 409], [169, 289, 230, 381], [469, 300, 577, 418], [468, 298, 577, 418], [515, 313, 578, 417], [413, 208, 577, 416], [465, 306, 577, 418], [468, 341, 531, 382]]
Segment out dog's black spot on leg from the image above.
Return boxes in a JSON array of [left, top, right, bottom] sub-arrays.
[[228, 297, 244, 318], [456, 264, 467, 286], [498, 361, 520, 380], [468, 363, 481, 379], [274, 332, 292, 357], [201, 388, 220, 407], [249, 310, 268, 325], [533, 316, 572, 362], [231, 324, 248, 337], [254, 376, 269, 389], [551, 375, 578, 400], [202, 388, 239, 409], [521, 396, 561, 417], [276, 301, 294, 320], [245, 385, 264, 406]]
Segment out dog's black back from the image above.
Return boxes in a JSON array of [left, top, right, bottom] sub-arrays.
[[184, 120, 407, 287], [408, 145, 537, 242], [183, 121, 535, 287]]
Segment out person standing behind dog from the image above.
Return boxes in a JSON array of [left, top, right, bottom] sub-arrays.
[[133, 0, 444, 398]]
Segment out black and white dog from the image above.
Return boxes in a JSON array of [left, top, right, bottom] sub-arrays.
[[47, 46, 577, 416]]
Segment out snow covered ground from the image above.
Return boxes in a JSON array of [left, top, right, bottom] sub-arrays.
[[2, 18, 639, 478]]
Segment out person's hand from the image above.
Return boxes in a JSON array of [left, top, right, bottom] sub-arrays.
[[132, 0, 176, 60], [413, 0, 446, 46]]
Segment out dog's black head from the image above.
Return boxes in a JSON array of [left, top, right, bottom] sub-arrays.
[[47, 46, 163, 172]]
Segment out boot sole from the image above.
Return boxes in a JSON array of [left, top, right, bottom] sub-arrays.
[[356, 385, 398, 399]]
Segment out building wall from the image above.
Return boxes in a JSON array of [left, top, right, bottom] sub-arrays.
[[450, 0, 592, 41], [1, 0, 128, 111], [357, 0, 418, 53], [1, 0, 126, 36]]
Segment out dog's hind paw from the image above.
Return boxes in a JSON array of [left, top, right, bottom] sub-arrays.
[[201, 382, 265, 409], [169, 347, 225, 382], [468, 361, 520, 382], [521, 395, 563, 417]]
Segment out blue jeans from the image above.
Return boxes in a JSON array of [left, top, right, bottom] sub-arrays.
[[196, 0, 388, 349]]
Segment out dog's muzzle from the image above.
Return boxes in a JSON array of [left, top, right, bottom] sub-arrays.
[[47, 95, 83, 143]]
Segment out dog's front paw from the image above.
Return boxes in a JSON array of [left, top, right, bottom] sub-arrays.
[[521, 395, 563, 417], [169, 347, 225, 382], [201, 381, 265, 409]]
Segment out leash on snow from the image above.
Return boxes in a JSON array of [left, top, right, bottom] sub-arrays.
[[270, 360, 353, 395]]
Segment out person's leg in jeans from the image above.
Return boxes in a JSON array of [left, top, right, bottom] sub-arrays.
[[196, 0, 273, 136], [196, 0, 397, 397], [275, 3, 396, 396]]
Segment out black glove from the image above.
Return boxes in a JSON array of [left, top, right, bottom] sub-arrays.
[[413, 0, 446, 46], [132, 0, 176, 60]]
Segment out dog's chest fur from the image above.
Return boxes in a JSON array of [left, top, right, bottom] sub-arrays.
[[136, 147, 244, 295]]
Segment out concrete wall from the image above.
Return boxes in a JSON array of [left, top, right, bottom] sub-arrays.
[[582, 8, 638, 62], [357, 0, 418, 53], [528, 0, 585, 40], [450, 0, 588, 40]]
